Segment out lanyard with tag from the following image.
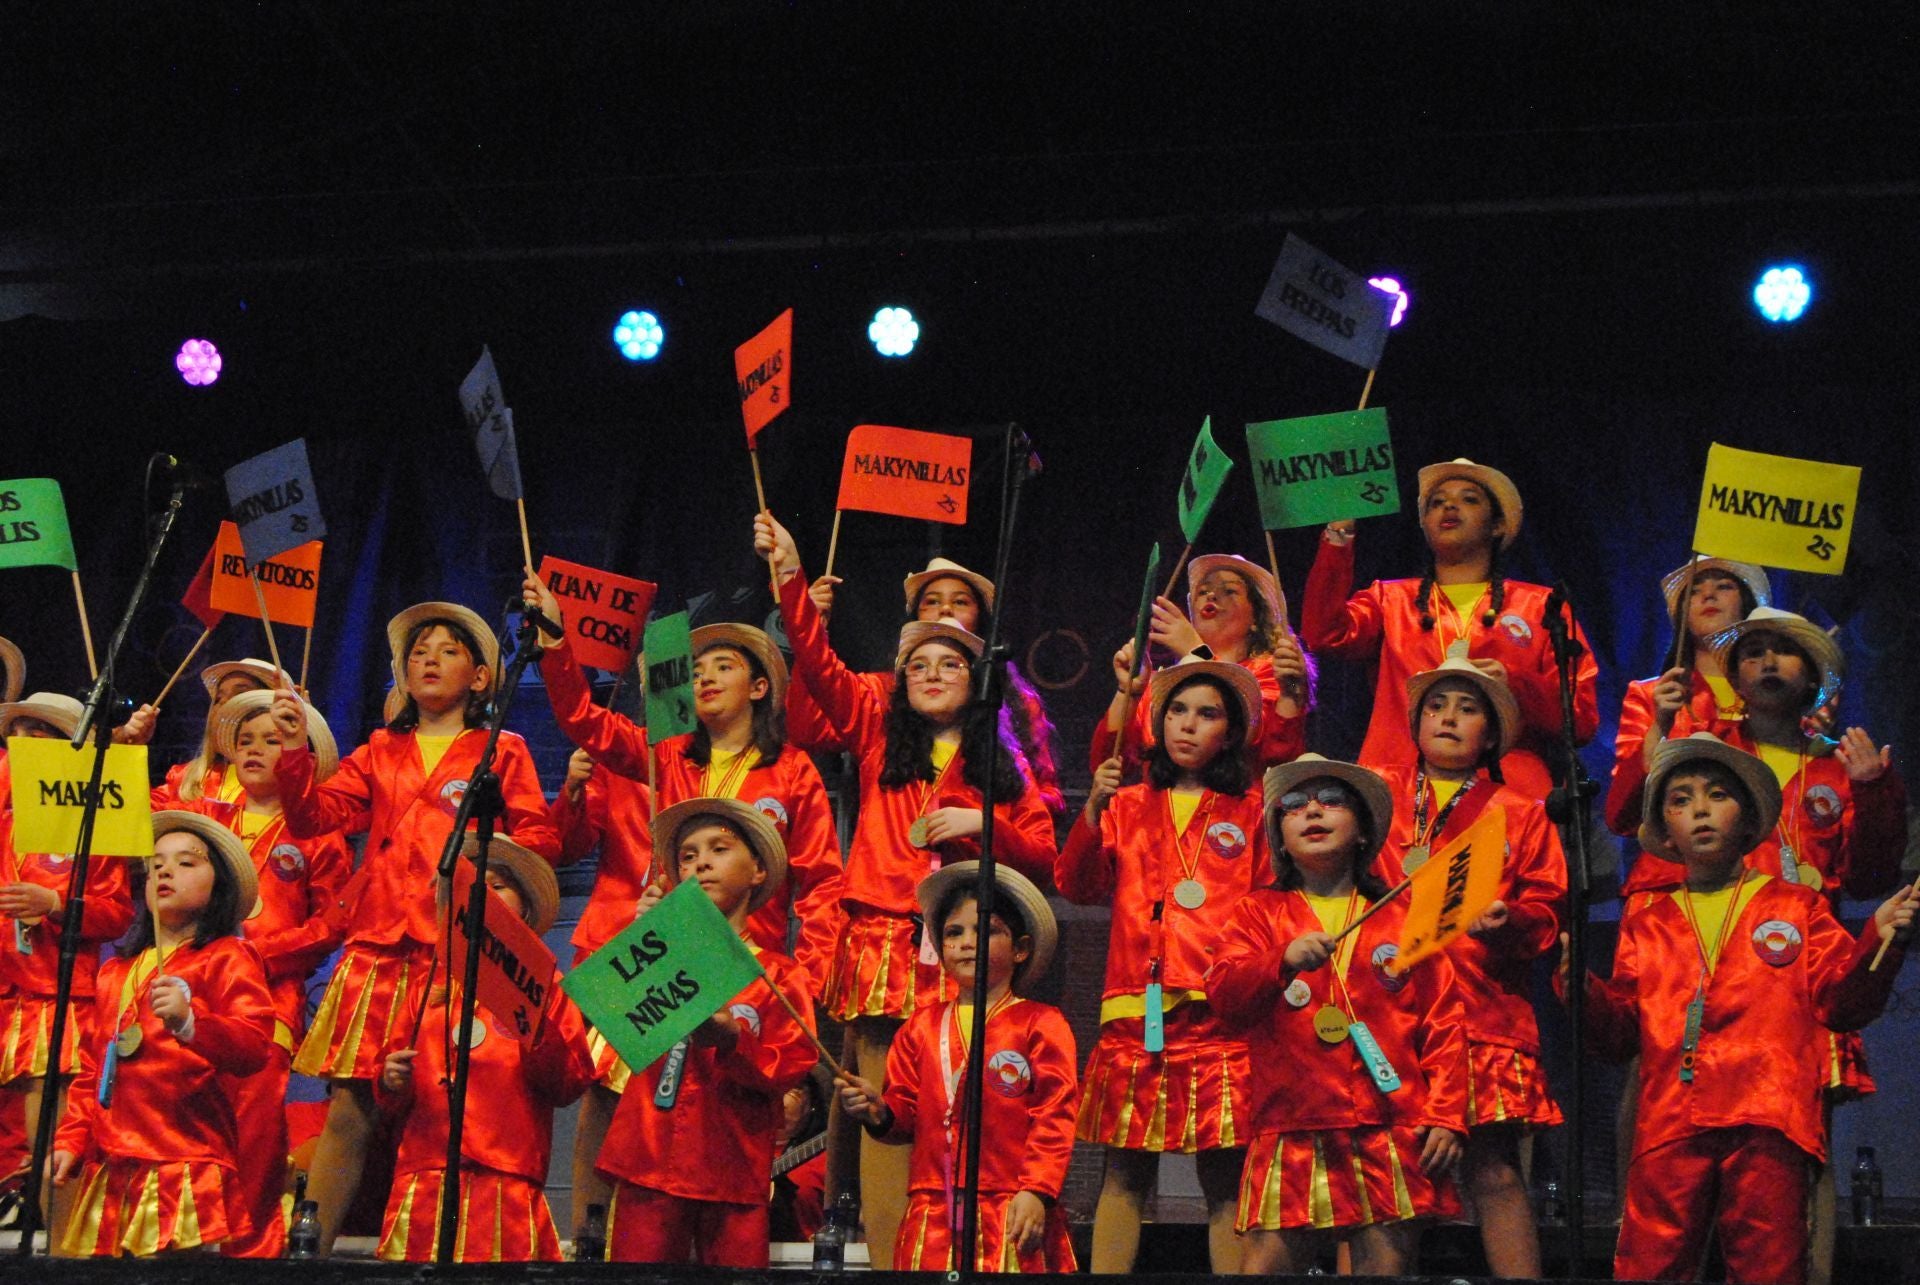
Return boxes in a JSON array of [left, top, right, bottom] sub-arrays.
[[100, 945, 173, 1106], [652, 1039, 690, 1109], [1318, 892, 1403, 1094], [1406, 769, 1474, 872], [1144, 791, 1216, 1054], [1675, 870, 1750, 1083], [937, 996, 1016, 1254], [913, 752, 964, 966]]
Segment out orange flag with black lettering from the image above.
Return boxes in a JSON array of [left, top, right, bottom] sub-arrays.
[[734, 309, 793, 443], [835, 425, 972, 525]]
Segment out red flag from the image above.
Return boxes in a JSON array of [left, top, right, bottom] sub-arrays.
[[835, 425, 973, 525], [734, 308, 793, 443], [534, 556, 656, 673], [181, 541, 223, 629]]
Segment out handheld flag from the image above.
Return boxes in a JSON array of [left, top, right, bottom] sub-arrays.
[[445, 857, 559, 1038], [461, 346, 510, 469], [1176, 417, 1234, 544], [1246, 409, 1399, 529], [207, 521, 323, 628], [180, 541, 224, 629], [223, 439, 326, 568], [535, 556, 656, 673], [1692, 443, 1860, 574], [735, 308, 794, 443], [1392, 808, 1506, 973], [0, 478, 77, 571], [8, 738, 152, 858], [643, 611, 697, 740], [1254, 232, 1395, 370], [1128, 543, 1163, 676], [836, 425, 972, 525]]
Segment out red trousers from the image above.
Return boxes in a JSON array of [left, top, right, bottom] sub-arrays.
[[607, 1181, 769, 1268], [1617, 1127, 1810, 1285]]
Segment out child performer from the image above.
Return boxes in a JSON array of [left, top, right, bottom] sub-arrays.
[[1381, 642, 1566, 1277], [374, 837, 594, 1261], [1211, 755, 1468, 1276], [596, 798, 818, 1267], [50, 811, 276, 1256], [1301, 458, 1598, 800], [757, 511, 1059, 1258], [837, 862, 1078, 1273], [206, 689, 352, 1257], [155, 659, 281, 806], [1565, 733, 1915, 1285], [1058, 655, 1266, 1272], [1605, 558, 1771, 837], [0, 694, 135, 1197], [267, 602, 560, 1254], [1094, 554, 1311, 773]]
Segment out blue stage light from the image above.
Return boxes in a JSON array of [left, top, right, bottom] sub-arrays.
[[869, 307, 919, 357], [614, 310, 664, 361], [1753, 266, 1812, 323]]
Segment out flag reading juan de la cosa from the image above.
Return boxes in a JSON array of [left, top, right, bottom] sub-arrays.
[[836, 425, 972, 525]]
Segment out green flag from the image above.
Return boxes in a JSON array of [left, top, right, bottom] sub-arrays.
[[561, 878, 766, 1073], [642, 610, 696, 739], [1245, 409, 1399, 529], [0, 478, 77, 572], [1176, 417, 1234, 544], [1127, 542, 1162, 676]]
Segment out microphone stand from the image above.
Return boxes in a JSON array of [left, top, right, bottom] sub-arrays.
[[954, 426, 1037, 1280], [16, 469, 187, 1257], [431, 604, 544, 1266], [1542, 584, 1594, 1279]]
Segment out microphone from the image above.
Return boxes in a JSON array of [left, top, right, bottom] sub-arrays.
[[157, 453, 219, 492], [1544, 584, 1567, 621], [1011, 427, 1043, 476], [509, 598, 565, 642]]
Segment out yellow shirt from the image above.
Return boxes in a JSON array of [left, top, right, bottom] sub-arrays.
[[1704, 674, 1742, 721], [417, 734, 458, 775], [1755, 742, 1805, 789], [1169, 787, 1203, 833], [931, 739, 958, 774], [702, 746, 760, 798], [1672, 875, 1770, 971], [1429, 777, 1465, 810], [1440, 582, 1488, 620], [1303, 892, 1355, 937], [216, 769, 245, 805], [238, 808, 273, 842]]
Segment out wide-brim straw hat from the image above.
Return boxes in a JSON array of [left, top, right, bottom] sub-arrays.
[[439, 833, 561, 935], [1187, 553, 1286, 626], [199, 658, 282, 700], [903, 557, 996, 615], [0, 691, 83, 740], [1660, 558, 1772, 615], [895, 620, 986, 671], [690, 622, 789, 706], [1416, 458, 1523, 548], [1148, 657, 1264, 747], [387, 602, 501, 700], [916, 860, 1057, 985], [0, 635, 24, 704], [211, 689, 340, 782], [150, 809, 259, 936], [1262, 754, 1396, 872], [1636, 732, 1782, 864], [650, 797, 788, 913], [1707, 607, 1844, 708], [1404, 639, 1521, 758]]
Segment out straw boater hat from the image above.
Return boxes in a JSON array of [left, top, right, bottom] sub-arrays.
[[150, 809, 259, 936], [1659, 558, 1772, 614], [212, 689, 340, 782], [650, 796, 788, 913], [1148, 655, 1264, 747], [690, 623, 789, 705], [437, 833, 561, 934], [199, 658, 281, 700], [1261, 754, 1396, 872], [386, 602, 501, 700], [1416, 458, 1523, 549], [1186, 553, 1286, 626], [1404, 639, 1521, 758], [0, 635, 24, 704], [1708, 607, 1844, 709], [1637, 733, 1781, 864], [903, 557, 996, 615], [916, 860, 1057, 985], [0, 691, 83, 739], [895, 620, 986, 670]]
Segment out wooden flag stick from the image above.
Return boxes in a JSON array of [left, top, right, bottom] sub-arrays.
[[1868, 881, 1918, 972], [822, 509, 844, 581], [71, 572, 99, 680], [152, 625, 214, 709], [1358, 367, 1379, 411], [247, 569, 288, 686], [638, 653, 659, 823], [1330, 875, 1414, 943], [1667, 553, 1704, 673], [1161, 544, 1192, 600], [765, 981, 846, 1078], [748, 448, 781, 596], [514, 499, 536, 579], [298, 626, 315, 696]]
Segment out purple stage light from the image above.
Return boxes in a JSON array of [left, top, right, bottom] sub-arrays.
[[176, 339, 223, 385], [1367, 277, 1410, 327]]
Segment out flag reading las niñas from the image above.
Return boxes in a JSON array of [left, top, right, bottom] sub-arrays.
[[1692, 443, 1860, 574], [735, 308, 793, 442], [0, 478, 78, 571], [836, 425, 972, 524], [1392, 808, 1506, 973], [8, 738, 152, 857], [1246, 409, 1399, 530], [1176, 417, 1234, 543]]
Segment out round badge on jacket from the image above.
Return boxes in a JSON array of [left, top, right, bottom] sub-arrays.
[[1371, 943, 1409, 992], [986, 1049, 1033, 1097], [1204, 821, 1247, 859], [729, 1002, 763, 1037], [1751, 919, 1803, 967]]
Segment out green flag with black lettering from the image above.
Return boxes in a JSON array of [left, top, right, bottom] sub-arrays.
[[1176, 417, 1234, 544]]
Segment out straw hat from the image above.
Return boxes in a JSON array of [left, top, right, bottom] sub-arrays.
[[1637, 733, 1781, 863], [903, 557, 996, 615], [1262, 754, 1396, 872], [150, 809, 259, 936], [1708, 607, 1844, 708], [211, 689, 340, 782], [441, 833, 561, 935], [0, 635, 24, 704], [650, 797, 788, 913], [1416, 458, 1523, 548], [386, 602, 501, 700], [895, 620, 986, 671], [0, 691, 83, 740], [1404, 639, 1521, 758], [916, 860, 1057, 985], [1659, 558, 1772, 615], [690, 623, 788, 705], [199, 658, 281, 700], [1187, 553, 1286, 626], [1148, 656, 1264, 747]]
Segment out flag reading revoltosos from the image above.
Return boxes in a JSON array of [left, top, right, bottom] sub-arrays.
[[0, 478, 78, 572], [835, 424, 972, 525], [207, 521, 324, 628], [1176, 416, 1234, 544], [535, 555, 656, 674], [643, 610, 697, 740], [1692, 442, 1860, 574], [8, 738, 153, 857], [1254, 233, 1396, 370], [735, 308, 794, 443], [1392, 808, 1506, 973], [223, 438, 327, 568], [1246, 408, 1399, 530]]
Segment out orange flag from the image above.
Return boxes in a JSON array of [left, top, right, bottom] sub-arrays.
[[835, 425, 973, 525], [207, 520, 323, 628], [734, 308, 793, 443], [181, 542, 224, 629]]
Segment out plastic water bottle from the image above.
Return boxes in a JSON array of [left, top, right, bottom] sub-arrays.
[[1851, 1146, 1883, 1227], [1540, 1177, 1565, 1224], [286, 1200, 322, 1258], [574, 1202, 607, 1261], [813, 1192, 857, 1270]]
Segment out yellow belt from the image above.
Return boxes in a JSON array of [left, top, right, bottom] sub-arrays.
[[1100, 988, 1207, 1025]]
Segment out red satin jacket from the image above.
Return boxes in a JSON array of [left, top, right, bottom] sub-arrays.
[[550, 764, 656, 965], [234, 813, 352, 1039], [1604, 672, 1738, 836], [0, 816, 133, 1000]]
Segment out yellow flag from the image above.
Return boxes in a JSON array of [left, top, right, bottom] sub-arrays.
[[1692, 443, 1860, 574], [1392, 807, 1506, 973], [7, 738, 153, 858]]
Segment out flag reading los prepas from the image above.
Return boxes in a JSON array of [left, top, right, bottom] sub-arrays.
[[206, 521, 323, 628], [1254, 233, 1395, 370], [1391, 807, 1506, 974], [1692, 443, 1861, 574], [836, 425, 972, 525], [1246, 409, 1400, 530], [735, 308, 793, 443], [0, 478, 78, 572], [223, 438, 326, 568], [1176, 416, 1234, 543]]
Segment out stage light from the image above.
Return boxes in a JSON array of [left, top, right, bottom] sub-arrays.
[[176, 338, 222, 386], [1367, 276, 1410, 327], [613, 310, 664, 361], [1753, 265, 1811, 323], [869, 306, 919, 357]]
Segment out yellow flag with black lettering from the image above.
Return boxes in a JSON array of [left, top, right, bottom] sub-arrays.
[[1692, 443, 1860, 574], [1392, 808, 1506, 973], [8, 738, 152, 857]]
